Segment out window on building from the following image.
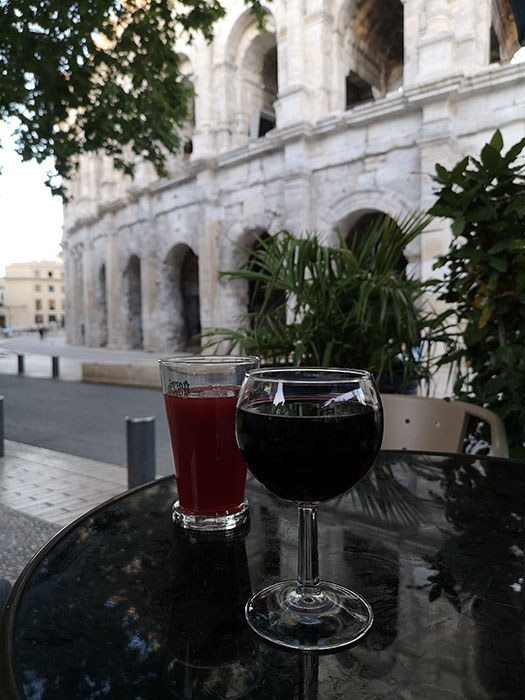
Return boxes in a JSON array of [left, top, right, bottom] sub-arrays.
[[35, 299, 42, 310], [35, 284, 41, 292], [48, 271, 53, 278], [48, 315, 56, 323], [49, 299, 55, 310], [35, 314, 43, 324], [49, 285, 54, 292], [35, 270, 40, 278]]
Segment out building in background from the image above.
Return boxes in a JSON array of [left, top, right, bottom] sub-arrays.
[[0, 260, 65, 331], [62, 0, 525, 352]]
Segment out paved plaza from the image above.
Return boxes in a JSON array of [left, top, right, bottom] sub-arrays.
[[0, 333, 166, 586], [0, 440, 128, 584]]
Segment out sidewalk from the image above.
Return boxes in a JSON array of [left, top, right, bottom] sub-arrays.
[[0, 331, 161, 383], [0, 333, 166, 586], [0, 440, 128, 584]]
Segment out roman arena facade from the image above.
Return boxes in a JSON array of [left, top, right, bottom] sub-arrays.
[[62, 0, 525, 352]]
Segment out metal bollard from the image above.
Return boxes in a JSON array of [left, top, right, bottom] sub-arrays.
[[126, 416, 156, 489], [17, 354, 24, 375], [0, 396, 4, 458], [52, 356, 59, 378]]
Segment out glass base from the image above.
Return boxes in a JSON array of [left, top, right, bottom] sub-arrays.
[[172, 499, 249, 531], [245, 580, 373, 651]]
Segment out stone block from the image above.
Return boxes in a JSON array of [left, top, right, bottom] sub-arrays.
[[82, 363, 161, 388]]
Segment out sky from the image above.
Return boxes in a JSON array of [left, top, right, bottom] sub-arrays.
[[0, 120, 63, 278]]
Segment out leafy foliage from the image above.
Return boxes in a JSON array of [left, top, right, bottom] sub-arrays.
[[203, 214, 448, 391], [430, 130, 525, 456], [0, 0, 267, 198]]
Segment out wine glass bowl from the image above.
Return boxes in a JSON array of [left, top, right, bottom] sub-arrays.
[[235, 368, 383, 651]]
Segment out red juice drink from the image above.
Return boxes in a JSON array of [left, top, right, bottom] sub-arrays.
[[159, 355, 259, 531], [164, 385, 247, 516]]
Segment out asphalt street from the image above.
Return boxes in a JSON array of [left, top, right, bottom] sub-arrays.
[[0, 373, 174, 477]]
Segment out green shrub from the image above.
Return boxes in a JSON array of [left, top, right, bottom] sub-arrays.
[[430, 130, 525, 457], [203, 214, 447, 392]]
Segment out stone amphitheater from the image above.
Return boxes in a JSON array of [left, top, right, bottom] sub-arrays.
[[62, 0, 525, 353]]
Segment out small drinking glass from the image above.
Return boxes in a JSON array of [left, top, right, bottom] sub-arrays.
[[235, 367, 383, 651], [159, 355, 260, 531]]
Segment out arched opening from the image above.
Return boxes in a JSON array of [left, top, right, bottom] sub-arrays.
[[179, 56, 195, 160], [345, 211, 408, 277], [98, 263, 108, 347], [163, 243, 200, 351], [491, 0, 521, 63], [247, 231, 286, 325], [241, 25, 278, 139], [123, 255, 143, 349], [180, 248, 201, 349], [342, 0, 404, 109]]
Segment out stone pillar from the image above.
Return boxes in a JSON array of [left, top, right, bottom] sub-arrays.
[[282, 139, 312, 233], [199, 218, 221, 331], [417, 0, 455, 83], [106, 229, 122, 349], [63, 242, 74, 344], [452, 0, 492, 71], [192, 42, 216, 158], [141, 248, 160, 352], [70, 244, 85, 345], [274, 0, 309, 127], [403, 0, 493, 87], [214, 62, 237, 153], [82, 239, 98, 347], [304, 0, 334, 118], [417, 102, 456, 280]]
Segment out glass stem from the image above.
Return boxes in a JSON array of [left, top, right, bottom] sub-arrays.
[[297, 505, 320, 589]]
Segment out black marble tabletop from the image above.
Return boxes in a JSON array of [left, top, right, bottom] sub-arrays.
[[1, 450, 525, 700]]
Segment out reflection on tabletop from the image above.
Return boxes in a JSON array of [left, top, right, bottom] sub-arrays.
[[3, 452, 525, 699]]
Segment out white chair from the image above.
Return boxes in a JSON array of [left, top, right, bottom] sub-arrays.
[[380, 394, 509, 458]]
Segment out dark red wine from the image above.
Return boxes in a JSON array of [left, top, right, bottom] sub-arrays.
[[235, 398, 382, 502]]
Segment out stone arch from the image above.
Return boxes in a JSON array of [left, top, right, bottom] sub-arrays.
[[345, 211, 409, 276], [323, 188, 412, 234], [223, 9, 278, 143], [97, 263, 108, 347], [336, 0, 404, 110], [221, 215, 281, 272], [321, 189, 420, 275], [216, 221, 282, 329], [122, 254, 143, 349], [161, 243, 201, 351]]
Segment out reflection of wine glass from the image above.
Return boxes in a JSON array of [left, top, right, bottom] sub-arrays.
[[235, 368, 383, 651]]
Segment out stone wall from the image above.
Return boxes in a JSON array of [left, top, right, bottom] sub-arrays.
[[62, 0, 525, 352]]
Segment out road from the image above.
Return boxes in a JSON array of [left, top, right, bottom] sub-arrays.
[[0, 373, 174, 476]]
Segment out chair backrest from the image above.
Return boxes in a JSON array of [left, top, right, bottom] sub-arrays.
[[380, 395, 509, 458]]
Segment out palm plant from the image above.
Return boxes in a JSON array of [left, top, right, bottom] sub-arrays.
[[202, 213, 448, 391]]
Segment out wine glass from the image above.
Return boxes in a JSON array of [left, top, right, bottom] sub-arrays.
[[235, 367, 383, 651]]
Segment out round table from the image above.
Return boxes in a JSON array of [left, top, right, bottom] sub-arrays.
[[2, 450, 525, 699]]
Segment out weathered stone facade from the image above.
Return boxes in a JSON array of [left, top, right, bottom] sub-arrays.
[[62, 0, 524, 352]]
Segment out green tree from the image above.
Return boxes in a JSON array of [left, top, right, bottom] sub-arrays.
[[0, 0, 267, 198], [430, 130, 525, 457]]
